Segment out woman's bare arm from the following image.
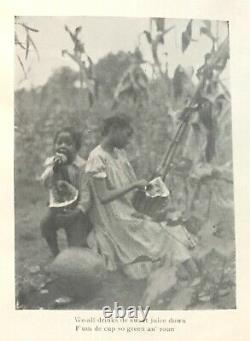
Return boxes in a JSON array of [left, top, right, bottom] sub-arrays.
[[93, 177, 147, 204]]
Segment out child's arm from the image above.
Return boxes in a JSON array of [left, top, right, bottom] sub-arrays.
[[40, 157, 55, 188], [41, 154, 68, 188]]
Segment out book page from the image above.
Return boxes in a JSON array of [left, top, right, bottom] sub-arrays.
[[0, 1, 250, 340]]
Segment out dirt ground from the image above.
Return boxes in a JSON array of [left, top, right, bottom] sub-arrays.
[[15, 179, 236, 311]]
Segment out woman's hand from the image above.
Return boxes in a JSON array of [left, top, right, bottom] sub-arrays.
[[134, 179, 149, 189]]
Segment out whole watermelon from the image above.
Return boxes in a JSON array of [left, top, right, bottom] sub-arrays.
[[48, 247, 106, 298]]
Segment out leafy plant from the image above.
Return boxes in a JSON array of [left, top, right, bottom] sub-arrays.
[[15, 17, 39, 80]]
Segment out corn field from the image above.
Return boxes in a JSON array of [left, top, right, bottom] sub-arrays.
[[15, 17, 235, 310]]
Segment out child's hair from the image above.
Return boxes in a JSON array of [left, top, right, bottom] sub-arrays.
[[101, 114, 133, 137], [53, 127, 82, 151]]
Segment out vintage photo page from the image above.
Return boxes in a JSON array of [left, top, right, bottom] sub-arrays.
[[1, 1, 250, 340]]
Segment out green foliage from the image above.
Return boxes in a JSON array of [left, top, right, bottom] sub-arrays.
[[15, 53, 173, 180], [95, 51, 131, 97], [15, 47, 233, 222]]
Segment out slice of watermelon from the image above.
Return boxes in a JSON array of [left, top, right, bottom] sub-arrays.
[[49, 180, 79, 208]]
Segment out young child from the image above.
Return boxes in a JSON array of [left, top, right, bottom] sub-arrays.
[[40, 127, 92, 257]]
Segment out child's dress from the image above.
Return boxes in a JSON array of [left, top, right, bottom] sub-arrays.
[[86, 145, 192, 279]]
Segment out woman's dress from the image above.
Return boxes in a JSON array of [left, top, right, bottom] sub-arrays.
[[86, 145, 191, 279]]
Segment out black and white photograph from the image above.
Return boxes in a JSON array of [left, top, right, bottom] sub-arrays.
[[14, 16, 235, 311]]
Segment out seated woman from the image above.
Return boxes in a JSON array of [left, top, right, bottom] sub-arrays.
[[86, 114, 198, 280]]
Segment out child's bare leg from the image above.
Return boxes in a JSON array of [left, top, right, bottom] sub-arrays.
[[40, 209, 59, 257]]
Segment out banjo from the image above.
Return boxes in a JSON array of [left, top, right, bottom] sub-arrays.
[[132, 37, 229, 219]]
